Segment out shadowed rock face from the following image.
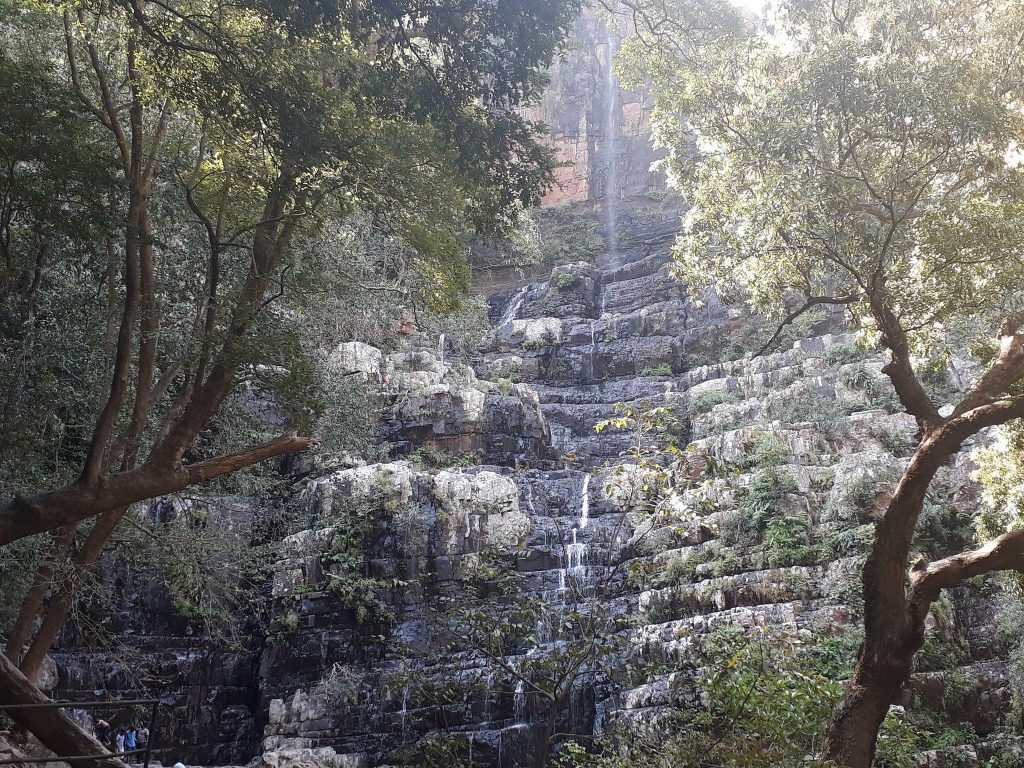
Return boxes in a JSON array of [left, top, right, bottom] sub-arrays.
[[48, 496, 264, 766]]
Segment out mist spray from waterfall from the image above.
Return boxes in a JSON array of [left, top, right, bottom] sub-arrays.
[[604, 26, 619, 259]]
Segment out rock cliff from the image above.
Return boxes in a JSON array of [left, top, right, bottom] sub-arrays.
[[40, 15, 1018, 768], [252, 202, 1009, 766]]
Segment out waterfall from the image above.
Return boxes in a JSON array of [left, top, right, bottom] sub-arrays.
[[400, 685, 410, 736], [498, 284, 530, 328], [579, 473, 591, 530], [523, 482, 537, 516], [483, 672, 494, 723], [567, 528, 586, 572], [513, 680, 526, 724], [564, 473, 591, 594], [604, 26, 620, 258], [589, 320, 600, 379], [437, 333, 445, 367], [468, 732, 474, 765]]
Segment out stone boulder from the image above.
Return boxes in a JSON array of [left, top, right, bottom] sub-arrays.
[[329, 342, 384, 381], [257, 748, 367, 768]]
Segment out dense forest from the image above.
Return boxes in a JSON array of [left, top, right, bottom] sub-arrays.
[[2, 1, 1024, 767]]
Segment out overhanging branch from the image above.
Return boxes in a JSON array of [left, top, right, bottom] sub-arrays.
[[0, 431, 312, 545], [754, 294, 856, 358]]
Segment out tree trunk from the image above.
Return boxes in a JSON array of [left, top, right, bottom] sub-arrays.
[[0, 653, 125, 768], [19, 509, 128, 681], [821, 433, 946, 766], [821, 649, 913, 768], [4, 526, 76, 662], [534, 687, 570, 768]]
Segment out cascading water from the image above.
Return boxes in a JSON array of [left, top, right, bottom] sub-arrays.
[[604, 26, 620, 259], [437, 332, 446, 367], [400, 685, 410, 736], [498, 284, 531, 328], [579, 473, 591, 530], [565, 473, 591, 594], [589, 320, 600, 380], [513, 679, 526, 725]]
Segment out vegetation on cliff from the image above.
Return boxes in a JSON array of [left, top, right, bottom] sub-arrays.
[[0, 0, 581, 757], [622, 0, 1024, 764]]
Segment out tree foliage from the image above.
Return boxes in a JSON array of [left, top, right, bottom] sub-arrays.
[[0, 0, 581, 756], [618, 0, 1024, 765]]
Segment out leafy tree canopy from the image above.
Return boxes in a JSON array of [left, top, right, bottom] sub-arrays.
[[621, 0, 1024, 364]]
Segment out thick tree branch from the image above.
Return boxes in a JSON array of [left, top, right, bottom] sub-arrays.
[[910, 528, 1024, 605], [0, 653, 126, 768], [754, 293, 856, 357], [0, 431, 311, 546], [952, 331, 1024, 417], [869, 292, 943, 429]]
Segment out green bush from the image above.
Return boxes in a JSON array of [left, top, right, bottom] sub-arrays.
[[873, 424, 914, 456], [840, 363, 903, 413], [821, 522, 876, 558], [651, 545, 720, 587], [687, 388, 741, 417], [408, 446, 481, 470], [583, 627, 845, 767], [769, 391, 846, 424], [763, 516, 815, 567], [743, 468, 800, 538], [805, 626, 864, 679], [824, 340, 865, 365], [639, 363, 673, 377], [708, 550, 743, 578], [656, 553, 701, 586], [554, 272, 580, 291], [736, 433, 789, 470], [531, 204, 605, 268], [547, 361, 571, 379]]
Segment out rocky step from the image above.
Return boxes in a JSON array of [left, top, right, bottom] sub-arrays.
[[907, 659, 1012, 733], [690, 414, 915, 468], [630, 598, 848, 662], [632, 560, 858, 624], [599, 267, 688, 317], [504, 328, 858, 383]]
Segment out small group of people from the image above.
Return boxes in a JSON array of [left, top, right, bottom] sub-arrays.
[[93, 720, 148, 754]]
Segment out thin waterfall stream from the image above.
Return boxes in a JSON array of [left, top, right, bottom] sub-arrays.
[[604, 26, 619, 258]]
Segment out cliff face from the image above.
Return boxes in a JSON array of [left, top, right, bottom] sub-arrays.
[[528, 12, 665, 206], [254, 206, 1008, 767], [41, 15, 1017, 768]]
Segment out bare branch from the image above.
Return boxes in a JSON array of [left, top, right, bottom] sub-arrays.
[[754, 294, 856, 357]]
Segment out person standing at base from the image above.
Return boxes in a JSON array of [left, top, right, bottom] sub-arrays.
[[94, 720, 111, 747], [125, 726, 137, 753]]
